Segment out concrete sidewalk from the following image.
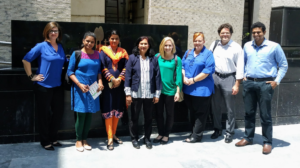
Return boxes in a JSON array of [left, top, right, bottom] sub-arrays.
[[1, 124, 300, 168]]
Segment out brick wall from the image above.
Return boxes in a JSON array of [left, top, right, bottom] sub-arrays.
[[0, 0, 71, 62]]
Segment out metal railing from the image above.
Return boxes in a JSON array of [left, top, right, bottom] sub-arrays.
[[0, 41, 11, 45]]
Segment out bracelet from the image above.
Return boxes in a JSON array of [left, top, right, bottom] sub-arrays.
[[193, 78, 196, 83], [28, 74, 34, 80]]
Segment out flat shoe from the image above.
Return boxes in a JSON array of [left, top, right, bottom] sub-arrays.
[[76, 146, 84, 152], [160, 139, 169, 145], [84, 145, 92, 150], [52, 142, 62, 147], [153, 137, 163, 143], [183, 137, 201, 143], [44, 145, 54, 151], [132, 140, 140, 149]]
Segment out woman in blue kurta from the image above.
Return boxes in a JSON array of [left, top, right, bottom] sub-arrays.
[[99, 30, 128, 150], [182, 32, 215, 143], [68, 32, 104, 152], [22, 22, 66, 151]]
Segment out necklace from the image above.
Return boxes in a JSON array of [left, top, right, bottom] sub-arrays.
[[109, 46, 118, 55]]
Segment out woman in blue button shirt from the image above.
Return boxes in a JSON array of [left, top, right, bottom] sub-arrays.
[[182, 32, 215, 143], [22, 22, 67, 150]]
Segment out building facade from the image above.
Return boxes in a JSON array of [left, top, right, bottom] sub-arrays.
[[0, 0, 297, 62]]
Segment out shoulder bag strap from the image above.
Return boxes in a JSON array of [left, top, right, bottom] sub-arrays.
[[212, 40, 220, 53], [173, 54, 178, 83], [185, 49, 192, 59]]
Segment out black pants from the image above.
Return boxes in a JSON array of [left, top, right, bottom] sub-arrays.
[[243, 80, 274, 145], [184, 94, 211, 139], [129, 98, 153, 140], [155, 94, 175, 137], [34, 84, 64, 147]]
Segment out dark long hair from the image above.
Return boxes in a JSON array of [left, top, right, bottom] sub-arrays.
[[81, 31, 96, 48], [132, 36, 155, 57], [106, 29, 121, 39]]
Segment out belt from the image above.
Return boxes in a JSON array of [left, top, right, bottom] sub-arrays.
[[214, 71, 236, 78], [247, 77, 275, 81]]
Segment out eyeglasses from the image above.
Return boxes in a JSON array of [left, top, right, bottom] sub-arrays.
[[49, 30, 59, 34]]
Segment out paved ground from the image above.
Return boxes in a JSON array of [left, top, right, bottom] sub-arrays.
[[1, 124, 300, 168]]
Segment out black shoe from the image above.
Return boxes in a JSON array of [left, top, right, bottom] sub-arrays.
[[183, 137, 202, 143], [44, 145, 54, 151], [52, 142, 62, 147], [132, 140, 140, 149], [211, 129, 222, 139], [225, 134, 233, 143], [144, 138, 153, 149], [153, 136, 163, 143], [160, 137, 169, 145]]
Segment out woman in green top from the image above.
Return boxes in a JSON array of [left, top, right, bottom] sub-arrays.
[[153, 37, 183, 144]]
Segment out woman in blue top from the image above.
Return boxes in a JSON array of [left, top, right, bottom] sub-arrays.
[[22, 22, 67, 150], [67, 32, 104, 152], [182, 32, 215, 143]]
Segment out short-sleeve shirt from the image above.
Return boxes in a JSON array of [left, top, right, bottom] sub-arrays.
[[23, 41, 66, 88], [182, 46, 215, 97]]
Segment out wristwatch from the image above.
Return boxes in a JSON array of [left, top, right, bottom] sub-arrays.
[[28, 74, 34, 80]]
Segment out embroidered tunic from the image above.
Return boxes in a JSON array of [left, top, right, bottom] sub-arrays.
[[99, 46, 128, 119]]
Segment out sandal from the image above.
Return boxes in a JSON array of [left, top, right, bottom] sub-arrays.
[[107, 143, 114, 151], [113, 138, 123, 144]]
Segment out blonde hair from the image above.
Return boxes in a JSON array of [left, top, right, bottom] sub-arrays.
[[159, 37, 176, 58]]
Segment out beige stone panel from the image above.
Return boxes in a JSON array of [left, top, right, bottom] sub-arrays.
[[252, 0, 272, 39], [147, 0, 245, 48], [71, 16, 105, 23], [0, 46, 12, 62], [71, 0, 104, 16], [272, 0, 300, 7]]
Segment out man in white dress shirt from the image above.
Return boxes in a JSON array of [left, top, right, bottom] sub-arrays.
[[209, 23, 244, 143]]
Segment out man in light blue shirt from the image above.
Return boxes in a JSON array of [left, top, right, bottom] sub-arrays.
[[235, 22, 288, 155]]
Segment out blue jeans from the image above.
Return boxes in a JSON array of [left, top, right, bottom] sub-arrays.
[[243, 79, 274, 145]]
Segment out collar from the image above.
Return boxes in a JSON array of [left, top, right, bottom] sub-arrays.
[[218, 39, 232, 47], [192, 46, 206, 56], [139, 55, 149, 61], [252, 38, 268, 47]]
